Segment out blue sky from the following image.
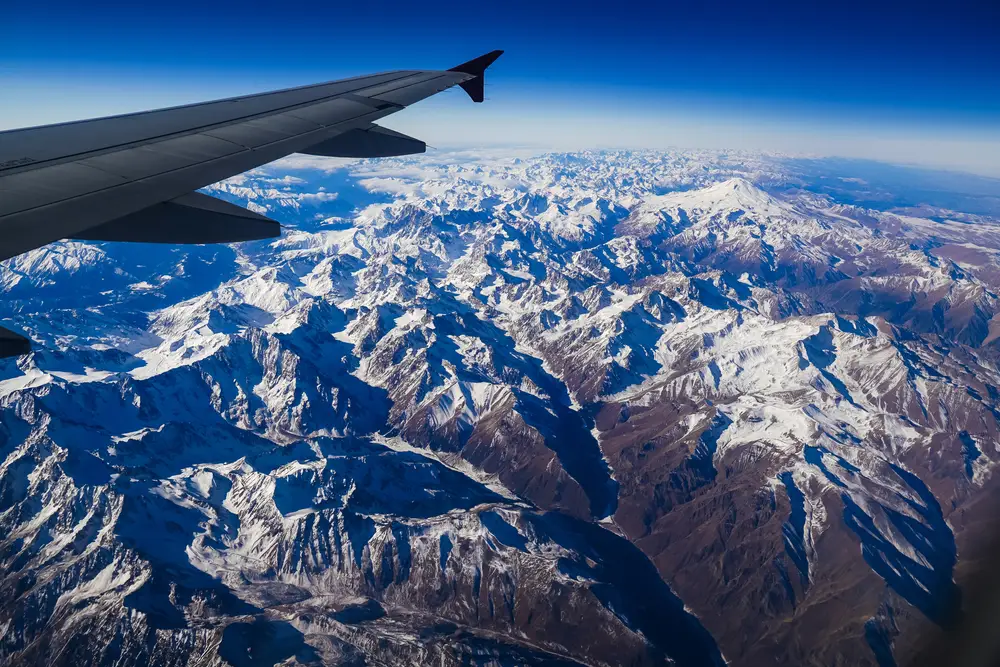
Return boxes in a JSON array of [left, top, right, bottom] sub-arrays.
[[3, 0, 998, 174]]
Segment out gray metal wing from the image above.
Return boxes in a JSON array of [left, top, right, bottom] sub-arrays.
[[0, 50, 503, 264], [0, 50, 501, 358]]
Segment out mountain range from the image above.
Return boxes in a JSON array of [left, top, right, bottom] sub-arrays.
[[2, 149, 1000, 666]]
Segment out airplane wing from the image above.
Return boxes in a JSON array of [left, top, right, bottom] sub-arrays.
[[0, 50, 502, 355]]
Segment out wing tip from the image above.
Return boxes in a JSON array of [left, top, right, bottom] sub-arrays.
[[448, 50, 504, 77], [449, 50, 503, 103]]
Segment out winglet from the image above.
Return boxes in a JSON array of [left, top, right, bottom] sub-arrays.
[[448, 50, 503, 103]]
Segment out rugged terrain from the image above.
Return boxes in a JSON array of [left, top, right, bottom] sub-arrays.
[[2, 150, 1000, 666]]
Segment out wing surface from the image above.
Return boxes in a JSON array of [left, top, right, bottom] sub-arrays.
[[0, 50, 503, 262]]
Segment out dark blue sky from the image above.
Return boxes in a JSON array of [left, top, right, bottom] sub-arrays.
[[3, 0, 998, 173]]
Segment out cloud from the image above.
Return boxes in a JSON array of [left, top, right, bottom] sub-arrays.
[[259, 175, 306, 185], [293, 192, 339, 202], [357, 178, 419, 195], [266, 155, 354, 172]]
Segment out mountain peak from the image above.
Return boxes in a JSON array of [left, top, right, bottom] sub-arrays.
[[714, 176, 757, 191], [698, 177, 784, 211], [623, 177, 795, 238]]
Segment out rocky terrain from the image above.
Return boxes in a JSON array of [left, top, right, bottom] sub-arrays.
[[2, 149, 1000, 666]]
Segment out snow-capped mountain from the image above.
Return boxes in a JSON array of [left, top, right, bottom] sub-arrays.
[[2, 149, 1000, 666]]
